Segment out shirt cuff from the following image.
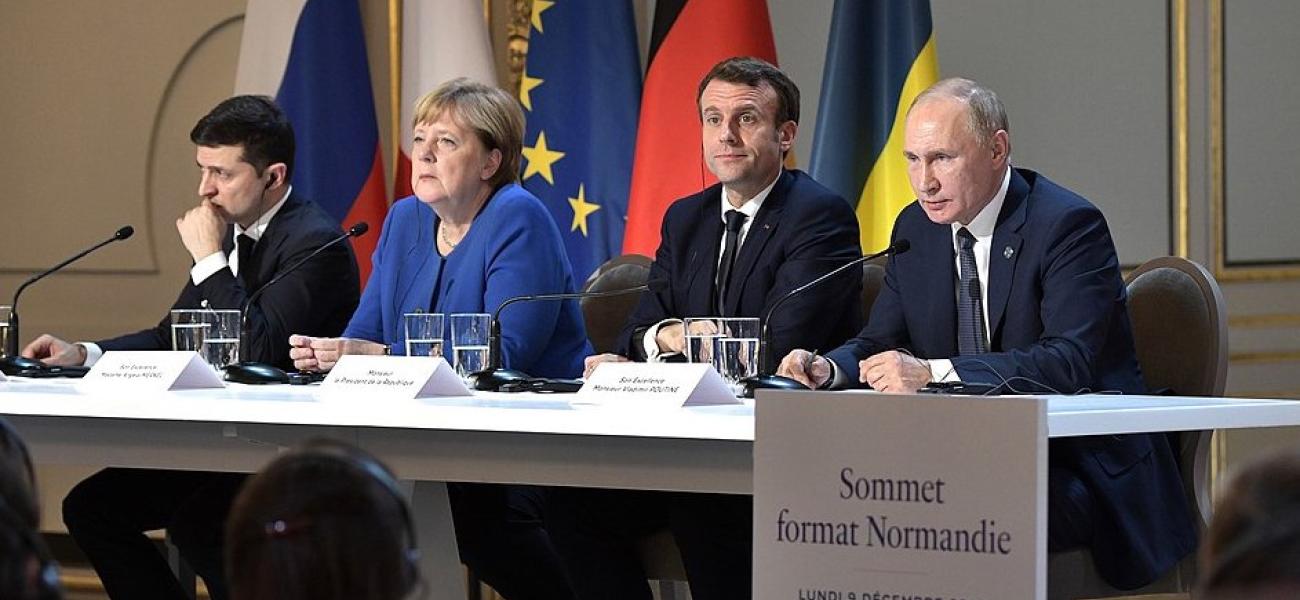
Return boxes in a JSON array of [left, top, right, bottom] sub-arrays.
[[928, 358, 961, 383], [828, 357, 849, 389], [80, 342, 103, 367], [643, 318, 683, 362], [190, 251, 228, 285]]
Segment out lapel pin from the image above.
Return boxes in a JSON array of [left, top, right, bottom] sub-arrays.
[[1003, 246, 1015, 259]]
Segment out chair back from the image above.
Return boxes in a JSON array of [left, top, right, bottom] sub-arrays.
[[1125, 256, 1228, 530], [861, 257, 887, 323], [581, 254, 653, 354]]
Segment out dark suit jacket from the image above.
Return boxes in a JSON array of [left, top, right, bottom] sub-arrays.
[[619, 169, 862, 365], [97, 192, 360, 370], [825, 168, 1195, 588]]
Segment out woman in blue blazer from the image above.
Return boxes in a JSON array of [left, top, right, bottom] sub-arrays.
[[289, 79, 585, 600]]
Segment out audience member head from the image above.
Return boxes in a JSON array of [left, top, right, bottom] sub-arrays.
[[903, 77, 1011, 226], [1199, 447, 1300, 598], [0, 419, 61, 600], [225, 439, 419, 600], [410, 78, 524, 193], [695, 56, 799, 203]]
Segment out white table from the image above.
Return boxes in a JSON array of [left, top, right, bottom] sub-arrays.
[[3, 378, 1300, 596]]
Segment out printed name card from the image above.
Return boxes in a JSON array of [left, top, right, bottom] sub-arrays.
[[82, 351, 225, 391], [754, 391, 1047, 599], [320, 355, 470, 399], [574, 362, 739, 409]]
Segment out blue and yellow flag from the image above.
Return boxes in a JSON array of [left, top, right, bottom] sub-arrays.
[[808, 0, 939, 253], [520, 0, 642, 281]]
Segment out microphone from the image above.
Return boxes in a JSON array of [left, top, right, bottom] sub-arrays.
[[224, 222, 369, 384], [1, 226, 134, 375], [739, 238, 911, 398], [470, 278, 669, 391]]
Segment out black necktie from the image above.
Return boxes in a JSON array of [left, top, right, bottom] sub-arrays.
[[956, 228, 988, 355], [716, 209, 748, 314], [236, 233, 257, 287]]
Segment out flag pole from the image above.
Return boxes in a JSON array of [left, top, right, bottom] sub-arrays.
[[389, 0, 402, 201]]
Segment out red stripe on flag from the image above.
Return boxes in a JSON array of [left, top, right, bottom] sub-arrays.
[[622, 0, 777, 256], [393, 150, 413, 200], [344, 145, 389, 286]]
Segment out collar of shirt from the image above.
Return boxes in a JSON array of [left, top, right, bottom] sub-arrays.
[[719, 170, 779, 247], [234, 185, 292, 242]]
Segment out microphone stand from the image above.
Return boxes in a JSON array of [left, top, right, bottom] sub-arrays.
[[470, 281, 662, 391], [1, 226, 134, 375], [224, 222, 369, 383], [740, 239, 911, 398]]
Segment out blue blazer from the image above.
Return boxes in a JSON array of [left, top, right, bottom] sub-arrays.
[[619, 169, 863, 363], [344, 184, 590, 378], [826, 168, 1195, 588]]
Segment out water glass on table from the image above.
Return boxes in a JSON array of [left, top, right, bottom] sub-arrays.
[[171, 309, 241, 370], [449, 313, 491, 382], [712, 317, 760, 393], [403, 312, 445, 358], [0, 305, 11, 359], [683, 317, 726, 368]]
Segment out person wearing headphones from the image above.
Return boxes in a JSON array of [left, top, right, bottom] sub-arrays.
[[23, 95, 360, 600], [225, 439, 420, 600]]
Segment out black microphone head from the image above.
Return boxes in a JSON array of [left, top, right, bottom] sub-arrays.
[[115, 226, 135, 240], [347, 222, 370, 237], [891, 239, 910, 255]]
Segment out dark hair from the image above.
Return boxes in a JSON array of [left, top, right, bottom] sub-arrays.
[[0, 419, 61, 600], [190, 95, 296, 181], [1201, 447, 1300, 595], [225, 439, 419, 600], [696, 56, 800, 126]]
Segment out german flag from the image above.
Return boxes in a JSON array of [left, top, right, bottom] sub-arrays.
[[621, 0, 777, 256], [808, 0, 939, 254]]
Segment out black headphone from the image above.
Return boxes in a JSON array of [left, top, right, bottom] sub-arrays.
[[283, 442, 419, 593]]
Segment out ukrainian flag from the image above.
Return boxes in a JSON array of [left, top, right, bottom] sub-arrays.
[[809, 0, 939, 253]]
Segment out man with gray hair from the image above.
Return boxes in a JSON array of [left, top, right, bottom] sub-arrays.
[[779, 77, 1195, 589]]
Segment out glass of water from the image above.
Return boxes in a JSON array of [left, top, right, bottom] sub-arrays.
[[0, 305, 11, 359], [449, 313, 491, 381], [683, 317, 725, 367], [403, 312, 445, 358], [171, 309, 241, 370], [713, 317, 760, 394]]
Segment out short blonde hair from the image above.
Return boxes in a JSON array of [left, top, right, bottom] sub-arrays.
[[411, 78, 524, 189]]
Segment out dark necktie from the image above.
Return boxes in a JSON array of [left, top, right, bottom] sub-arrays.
[[236, 233, 257, 287], [956, 228, 988, 355], [716, 209, 748, 314]]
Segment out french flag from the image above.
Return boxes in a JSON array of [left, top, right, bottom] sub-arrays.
[[234, 0, 387, 285]]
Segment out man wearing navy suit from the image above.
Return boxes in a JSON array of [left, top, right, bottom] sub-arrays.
[[779, 78, 1195, 589], [22, 96, 359, 600], [557, 57, 861, 600]]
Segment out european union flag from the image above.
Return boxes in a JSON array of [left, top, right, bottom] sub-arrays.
[[519, 0, 641, 282]]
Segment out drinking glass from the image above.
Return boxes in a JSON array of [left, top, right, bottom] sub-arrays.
[[171, 309, 241, 369], [449, 313, 491, 381], [404, 312, 446, 358]]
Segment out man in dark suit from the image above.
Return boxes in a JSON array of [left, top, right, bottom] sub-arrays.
[[779, 78, 1195, 589], [21, 95, 359, 600], [557, 57, 861, 600]]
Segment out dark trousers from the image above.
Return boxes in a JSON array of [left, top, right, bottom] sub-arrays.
[[549, 488, 752, 600], [448, 483, 576, 600], [1048, 464, 1095, 553], [62, 468, 245, 600]]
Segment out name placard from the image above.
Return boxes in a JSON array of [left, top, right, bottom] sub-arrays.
[[82, 351, 225, 390], [754, 391, 1047, 599], [320, 355, 470, 399], [573, 362, 739, 409]]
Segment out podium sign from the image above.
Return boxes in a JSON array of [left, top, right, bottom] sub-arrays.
[[754, 391, 1046, 599]]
